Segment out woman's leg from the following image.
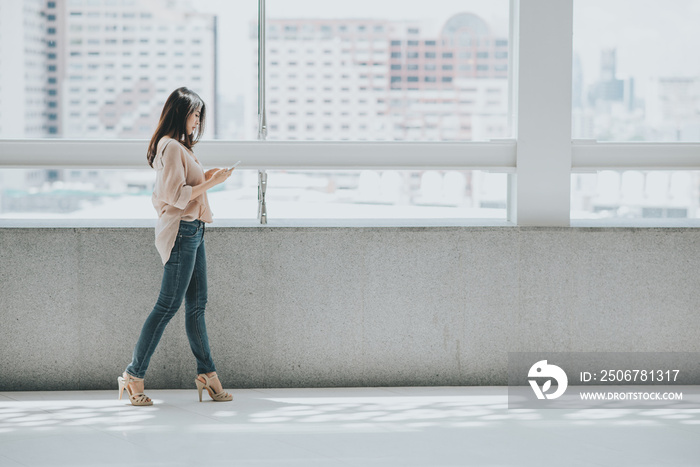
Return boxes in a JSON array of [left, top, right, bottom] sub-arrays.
[[184, 238, 217, 376], [126, 223, 200, 379]]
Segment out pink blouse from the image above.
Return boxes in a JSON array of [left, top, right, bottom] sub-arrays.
[[152, 136, 213, 264]]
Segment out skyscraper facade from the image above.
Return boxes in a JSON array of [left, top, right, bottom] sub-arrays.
[[58, 0, 217, 138], [254, 13, 509, 142], [0, 0, 49, 137], [1, 0, 217, 140], [0, 0, 218, 216], [646, 77, 700, 141]]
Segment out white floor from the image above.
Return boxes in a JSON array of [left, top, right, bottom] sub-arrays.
[[1, 386, 699, 467]]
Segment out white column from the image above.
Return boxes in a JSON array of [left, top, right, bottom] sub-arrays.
[[511, 0, 573, 226]]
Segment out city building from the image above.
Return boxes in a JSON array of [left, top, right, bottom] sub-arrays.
[[0, 0, 218, 215], [646, 76, 700, 141], [245, 13, 509, 212], [588, 48, 624, 106], [253, 13, 509, 142], [577, 48, 644, 142], [0, 0, 49, 137], [57, 0, 217, 139]]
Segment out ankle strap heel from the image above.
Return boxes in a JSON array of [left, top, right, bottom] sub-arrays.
[[117, 372, 153, 406], [195, 373, 233, 402]]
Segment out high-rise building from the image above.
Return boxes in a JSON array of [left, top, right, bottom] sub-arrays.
[[0, 0, 218, 216], [572, 52, 583, 110], [56, 0, 217, 138], [646, 77, 700, 141], [588, 48, 624, 105], [0, 0, 49, 137], [252, 13, 509, 142]]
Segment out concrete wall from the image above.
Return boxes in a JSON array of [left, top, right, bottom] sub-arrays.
[[1, 225, 699, 391]]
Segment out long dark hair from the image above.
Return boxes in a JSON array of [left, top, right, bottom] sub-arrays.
[[147, 87, 206, 168]]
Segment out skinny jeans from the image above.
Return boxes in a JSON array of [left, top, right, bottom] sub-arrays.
[[126, 219, 216, 378]]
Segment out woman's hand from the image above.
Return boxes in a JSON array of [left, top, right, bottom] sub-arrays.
[[204, 168, 219, 181], [190, 168, 233, 201], [209, 168, 233, 186]]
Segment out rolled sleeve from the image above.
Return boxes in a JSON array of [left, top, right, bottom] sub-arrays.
[[158, 144, 192, 210], [173, 184, 193, 210]]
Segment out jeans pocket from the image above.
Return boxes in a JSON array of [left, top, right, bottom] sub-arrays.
[[179, 221, 199, 238]]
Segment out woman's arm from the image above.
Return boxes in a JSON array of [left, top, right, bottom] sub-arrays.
[[157, 142, 233, 205], [189, 168, 232, 201]]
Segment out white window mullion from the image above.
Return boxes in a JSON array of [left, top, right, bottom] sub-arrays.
[[573, 141, 700, 170], [512, 0, 573, 226], [0, 139, 517, 170]]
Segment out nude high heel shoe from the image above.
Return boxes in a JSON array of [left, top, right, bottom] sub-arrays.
[[117, 372, 153, 406], [195, 373, 233, 402]]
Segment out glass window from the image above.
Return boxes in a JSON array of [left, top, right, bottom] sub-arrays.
[[0, 1, 257, 140], [0, 169, 258, 220], [0, 169, 507, 221], [1, 1, 512, 221], [573, 0, 700, 142], [262, 170, 506, 220], [265, 0, 510, 142], [571, 171, 700, 220]]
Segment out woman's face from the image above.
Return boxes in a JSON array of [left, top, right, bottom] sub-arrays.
[[186, 107, 201, 136]]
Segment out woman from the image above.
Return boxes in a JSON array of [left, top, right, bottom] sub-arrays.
[[118, 87, 233, 405]]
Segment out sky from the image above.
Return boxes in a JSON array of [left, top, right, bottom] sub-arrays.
[[190, 0, 699, 102], [573, 0, 700, 95]]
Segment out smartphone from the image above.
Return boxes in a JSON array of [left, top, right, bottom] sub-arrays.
[[229, 160, 242, 171]]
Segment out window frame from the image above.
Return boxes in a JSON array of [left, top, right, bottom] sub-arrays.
[[2, 0, 699, 226]]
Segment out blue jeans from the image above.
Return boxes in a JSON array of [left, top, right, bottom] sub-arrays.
[[126, 219, 217, 378]]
